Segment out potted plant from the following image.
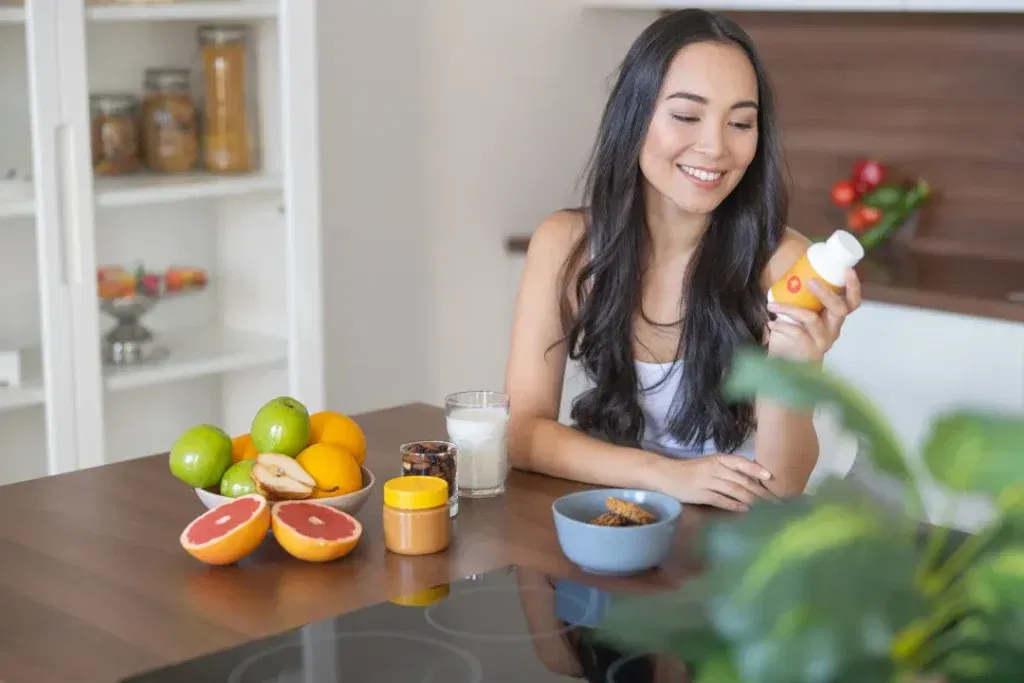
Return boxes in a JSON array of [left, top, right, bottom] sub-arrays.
[[597, 346, 1024, 682]]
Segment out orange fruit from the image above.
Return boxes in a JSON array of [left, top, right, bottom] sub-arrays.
[[231, 433, 258, 462], [179, 494, 270, 565], [308, 410, 340, 444], [271, 501, 363, 562], [313, 411, 367, 465], [295, 443, 363, 498]]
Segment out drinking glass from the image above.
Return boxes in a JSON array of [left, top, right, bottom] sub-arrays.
[[445, 391, 510, 498]]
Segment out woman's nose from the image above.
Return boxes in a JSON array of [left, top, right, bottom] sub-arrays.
[[693, 121, 727, 159]]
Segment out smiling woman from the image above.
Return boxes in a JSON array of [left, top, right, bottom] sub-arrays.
[[504, 9, 864, 511]]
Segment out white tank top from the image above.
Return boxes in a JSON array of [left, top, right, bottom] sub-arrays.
[[635, 360, 756, 461]]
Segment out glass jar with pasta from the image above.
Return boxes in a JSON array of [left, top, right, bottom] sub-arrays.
[[197, 25, 254, 173], [90, 94, 140, 176], [141, 68, 199, 173]]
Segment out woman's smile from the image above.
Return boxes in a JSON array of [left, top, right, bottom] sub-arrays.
[[676, 163, 725, 190]]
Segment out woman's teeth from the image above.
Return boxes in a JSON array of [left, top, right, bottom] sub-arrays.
[[679, 165, 722, 182]]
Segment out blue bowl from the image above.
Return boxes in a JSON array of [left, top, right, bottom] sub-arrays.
[[551, 488, 683, 576]]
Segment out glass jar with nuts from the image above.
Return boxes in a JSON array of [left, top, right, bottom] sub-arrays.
[[90, 93, 140, 176], [399, 441, 459, 517], [140, 67, 199, 173]]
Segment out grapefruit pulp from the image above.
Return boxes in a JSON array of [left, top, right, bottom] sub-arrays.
[[180, 494, 271, 565], [271, 501, 363, 563]]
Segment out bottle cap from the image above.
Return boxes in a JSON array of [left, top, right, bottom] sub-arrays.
[[824, 230, 865, 270], [384, 476, 448, 510]]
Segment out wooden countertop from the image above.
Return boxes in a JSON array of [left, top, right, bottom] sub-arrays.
[[0, 403, 711, 683], [505, 235, 1024, 324]]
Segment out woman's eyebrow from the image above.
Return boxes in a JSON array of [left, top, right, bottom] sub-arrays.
[[666, 90, 758, 111]]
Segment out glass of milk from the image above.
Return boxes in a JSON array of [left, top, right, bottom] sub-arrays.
[[445, 391, 510, 498]]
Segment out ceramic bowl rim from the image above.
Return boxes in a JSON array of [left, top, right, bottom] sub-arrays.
[[195, 465, 376, 504], [551, 488, 683, 532]]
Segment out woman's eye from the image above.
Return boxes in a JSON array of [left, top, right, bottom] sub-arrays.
[[730, 122, 755, 130], [671, 114, 699, 124]]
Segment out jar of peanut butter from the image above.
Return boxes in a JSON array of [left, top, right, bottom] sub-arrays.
[[383, 476, 451, 556]]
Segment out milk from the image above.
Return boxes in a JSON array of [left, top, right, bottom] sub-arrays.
[[446, 406, 509, 496]]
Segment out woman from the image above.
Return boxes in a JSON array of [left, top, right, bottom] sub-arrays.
[[505, 9, 861, 511]]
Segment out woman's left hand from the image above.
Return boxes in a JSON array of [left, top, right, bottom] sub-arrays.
[[767, 267, 862, 363]]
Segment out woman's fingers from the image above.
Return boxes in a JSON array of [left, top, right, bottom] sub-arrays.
[[709, 476, 760, 507], [698, 490, 750, 513], [808, 279, 851, 337], [715, 454, 772, 482], [843, 267, 863, 311], [713, 466, 775, 501]]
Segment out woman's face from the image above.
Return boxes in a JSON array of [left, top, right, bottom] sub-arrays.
[[639, 41, 760, 218]]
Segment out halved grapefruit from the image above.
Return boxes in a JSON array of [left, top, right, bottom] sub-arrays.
[[180, 494, 271, 565], [271, 500, 363, 562]]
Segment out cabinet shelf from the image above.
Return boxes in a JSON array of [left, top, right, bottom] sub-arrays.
[[95, 172, 282, 208], [0, 347, 44, 412], [0, 173, 282, 218], [103, 327, 287, 392], [87, 1, 278, 22], [0, 328, 287, 413], [0, 7, 24, 23], [0, 1, 278, 25]]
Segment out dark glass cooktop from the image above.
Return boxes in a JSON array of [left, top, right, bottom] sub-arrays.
[[120, 565, 686, 683]]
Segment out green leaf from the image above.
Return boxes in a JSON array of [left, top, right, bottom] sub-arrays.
[[692, 653, 741, 683], [966, 548, 1024, 613], [931, 635, 1024, 683], [861, 184, 906, 209], [723, 347, 911, 481], [695, 482, 929, 683], [922, 410, 1024, 496]]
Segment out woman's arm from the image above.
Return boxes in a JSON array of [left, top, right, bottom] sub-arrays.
[[504, 211, 668, 490], [754, 230, 820, 496], [755, 229, 861, 497]]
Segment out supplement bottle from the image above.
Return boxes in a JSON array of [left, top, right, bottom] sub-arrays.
[[768, 230, 864, 322]]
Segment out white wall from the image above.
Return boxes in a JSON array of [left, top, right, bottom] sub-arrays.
[[318, 1, 658, 413]]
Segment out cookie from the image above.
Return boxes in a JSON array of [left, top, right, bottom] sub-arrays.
[[589, 512, 632, 527], [606, 497, 657, 525]]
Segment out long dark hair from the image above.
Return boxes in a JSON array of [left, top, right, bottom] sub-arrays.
[[558, 9, 788, 453]]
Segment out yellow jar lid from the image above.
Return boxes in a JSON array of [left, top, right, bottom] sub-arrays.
[[384, 476, 448, 510], [391, 584, 451, 607]]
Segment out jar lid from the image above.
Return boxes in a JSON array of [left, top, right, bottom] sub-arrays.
[[198, 24, 249, 45], [384, 476, 448, 510], [144, 68, 191, 91], [90, 93, 138, 116]]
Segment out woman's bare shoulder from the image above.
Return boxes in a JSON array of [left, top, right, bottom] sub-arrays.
[[527, 209, 586, 261], [762, 227, 812, 289]]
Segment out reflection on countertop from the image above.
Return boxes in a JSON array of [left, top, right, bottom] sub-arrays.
[[504, 235, 1024, 324]]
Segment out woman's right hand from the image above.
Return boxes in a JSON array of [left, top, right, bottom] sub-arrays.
[[651, 454, 776, 512]]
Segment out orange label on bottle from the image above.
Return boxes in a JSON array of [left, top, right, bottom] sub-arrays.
[[770, 252, 840, 312]]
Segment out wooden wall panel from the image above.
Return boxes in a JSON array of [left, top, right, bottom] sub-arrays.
[[722, 11, 1024, 260]]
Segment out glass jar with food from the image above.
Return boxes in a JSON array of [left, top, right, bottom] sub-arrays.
[[140, 67, 199, 173], [90, 94, 140, 176], [197, 25, 254, 173], [382, 476, 452, 556]]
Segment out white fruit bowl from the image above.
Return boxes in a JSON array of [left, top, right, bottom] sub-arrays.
[[194, 465, 376, 516]]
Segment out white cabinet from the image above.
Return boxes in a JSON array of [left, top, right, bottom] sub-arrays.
[[0, 1, 324, 484]]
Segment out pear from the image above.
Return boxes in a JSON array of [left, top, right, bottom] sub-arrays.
[[250, 453, 316, 500]]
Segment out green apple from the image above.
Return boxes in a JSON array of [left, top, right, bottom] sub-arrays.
[[219, 459, 259, 498], [169, 424, 233, 488], [250, 396, 310, 457]]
